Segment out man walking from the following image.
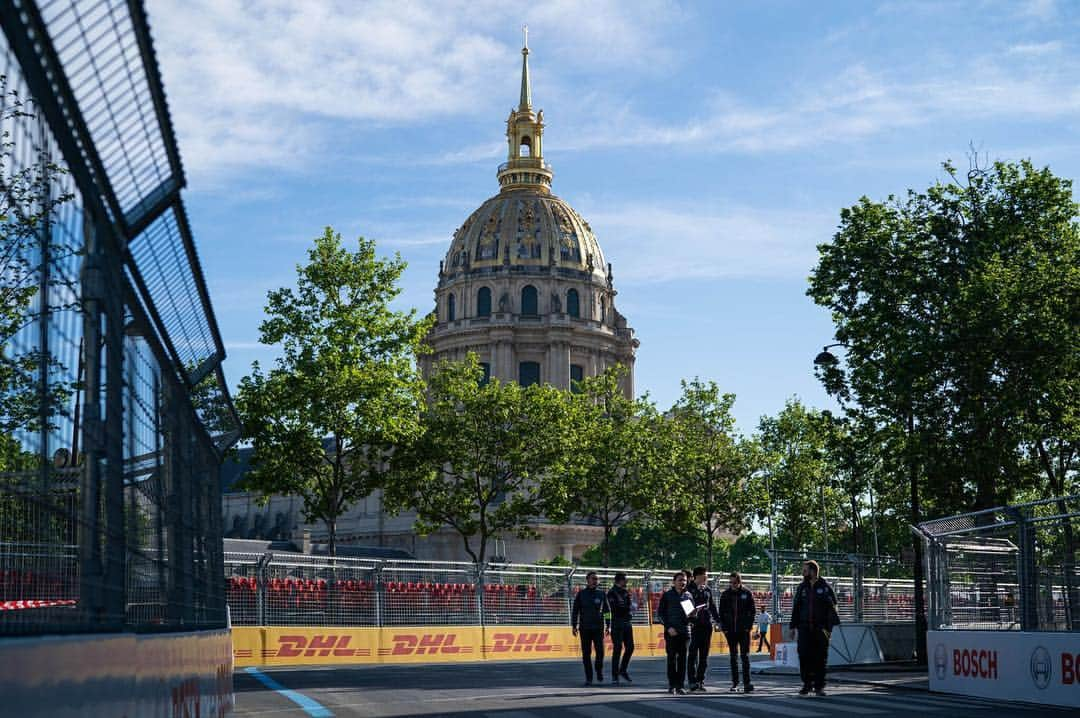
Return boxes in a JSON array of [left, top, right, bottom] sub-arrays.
[[607, 572, 635, 685], [755, 607, 772, 652], [686, 566, 721, 692], [789, 560, 839, 696], [571, 571, 610, 686], [718, 571, 757, 693], [657, 571, 694, 695]]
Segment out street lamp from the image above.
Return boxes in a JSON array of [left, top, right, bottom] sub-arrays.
[[813, 342, 928, 665]]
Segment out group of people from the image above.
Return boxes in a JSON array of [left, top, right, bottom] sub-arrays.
[[570, 560, 839, 697]]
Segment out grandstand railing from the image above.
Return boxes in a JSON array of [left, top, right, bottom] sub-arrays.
[[0, 0, 238, 635], [225, 553, 918, 627]]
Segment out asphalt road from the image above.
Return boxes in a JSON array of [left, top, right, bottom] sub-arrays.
[[231, 656, 1077, 717]]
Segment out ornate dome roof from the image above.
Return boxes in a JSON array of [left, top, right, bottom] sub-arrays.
[[443, 189, 606, 278], [441, 34, 608, 282]]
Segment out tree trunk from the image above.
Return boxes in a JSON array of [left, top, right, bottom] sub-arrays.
[[602, 524, 612, 567], [327, 516, 337, 557], [706, 529, 714, 573]]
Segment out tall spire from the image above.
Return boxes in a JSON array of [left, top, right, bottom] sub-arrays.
[[518, 25, 531, 111]]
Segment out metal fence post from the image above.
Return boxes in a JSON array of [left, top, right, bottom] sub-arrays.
[[477, 565, 486, 627], [374, 561, 384, 627], [1011, 509, 1038, 631]]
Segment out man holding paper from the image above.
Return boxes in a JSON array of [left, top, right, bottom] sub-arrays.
[[687, 566, 722, 692], [656, 571, 695, 694]]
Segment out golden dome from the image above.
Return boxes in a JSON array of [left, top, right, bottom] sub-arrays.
[[442, 189, 606, 279]]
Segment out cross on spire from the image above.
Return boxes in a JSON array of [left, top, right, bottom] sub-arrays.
[[518, 25, 532, 111]]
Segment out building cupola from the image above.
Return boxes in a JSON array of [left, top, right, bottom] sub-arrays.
[[498, 26, 553, 194]]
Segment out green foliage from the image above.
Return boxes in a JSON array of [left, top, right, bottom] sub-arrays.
[[385, 354, 579, 565], [0, 76, 76, 437], [808, 158, 1080, 513], [236, 228, 431, 554], [568, 366, 674, 566], [580, 519, 708, 570], [756, 399, 846, 553], [535, 555, 573, 567], [664, 379, 764, 569]]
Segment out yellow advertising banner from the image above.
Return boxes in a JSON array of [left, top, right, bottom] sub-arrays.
[[230, 623, 771, 667]]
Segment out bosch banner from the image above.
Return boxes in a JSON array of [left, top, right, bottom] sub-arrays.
[[929, 629, 1079, 709]]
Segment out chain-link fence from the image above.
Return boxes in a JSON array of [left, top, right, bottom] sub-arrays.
[[0, 1, 238, 635], [917, 494, 1079, 632], [227, 555, 917, 627]]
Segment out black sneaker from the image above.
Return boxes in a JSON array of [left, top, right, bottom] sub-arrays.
[[798, 685, 810, 696], [697, 684, 708, 693], [668, 687, 677, 695], [675, 687, 687, 695], [597, 674, 603, 683], [744, 684, 754, 693], [814, 688, 826, 697], [620, 671, 632, 683], [729, 684, 739, 693]]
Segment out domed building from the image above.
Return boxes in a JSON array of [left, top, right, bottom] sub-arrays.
[[421, 39, 638, 396], [220, 40, 638, 564]]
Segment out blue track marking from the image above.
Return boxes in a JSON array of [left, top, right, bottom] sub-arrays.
[[244, 666, 334, 717]]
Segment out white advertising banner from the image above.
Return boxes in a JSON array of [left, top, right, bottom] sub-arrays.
[[928, 629, 1080, 709]]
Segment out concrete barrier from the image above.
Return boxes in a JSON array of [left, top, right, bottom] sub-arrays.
[[0, 628, 233, 717]]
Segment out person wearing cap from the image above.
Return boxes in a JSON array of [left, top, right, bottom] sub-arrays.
[[571, 570, 611, 686], [686, 566, 721, 692], [718, 571, 757, 693], [789, 560, 840, 696], [657, 571, 695, 695], [607, 572, 635, 685]]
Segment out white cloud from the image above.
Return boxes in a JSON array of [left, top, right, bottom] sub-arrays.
[[146, 0, 678, 182], [579, 201, 834, 283], [1007, 40, 1063, 55]]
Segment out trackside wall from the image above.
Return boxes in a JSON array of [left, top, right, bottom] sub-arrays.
[[929, 630, 1079, 709], [232, 625, 771, 667], [0, 628, 233, 717]]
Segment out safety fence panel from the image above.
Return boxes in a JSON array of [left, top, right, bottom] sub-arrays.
[[0, 0, 238, 637], [918, 494, 1079, 632], [227, 556, 918, 628]]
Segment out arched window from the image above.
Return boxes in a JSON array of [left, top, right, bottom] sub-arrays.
[[519, 136, 531, 157], [519, 361, 540, 387], [477, 287, 492, 317], [447, 294, 456, 322], [566, 289, 580, 318], [521, 285, 538, 315]]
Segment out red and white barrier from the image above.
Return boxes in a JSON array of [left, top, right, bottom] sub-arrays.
[[0, 599, 77, 611]]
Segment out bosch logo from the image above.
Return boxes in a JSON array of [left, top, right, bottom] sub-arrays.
[[1030, 646, 1052, 689], [934, 644, 946, 680]]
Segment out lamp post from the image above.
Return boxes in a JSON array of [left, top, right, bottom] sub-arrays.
[[814, 344, 927, 664]]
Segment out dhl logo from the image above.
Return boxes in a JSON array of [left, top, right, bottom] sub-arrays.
[[488, 632, 555, 653], [376, 633, 474, 656], [274, 635, 373, 657]]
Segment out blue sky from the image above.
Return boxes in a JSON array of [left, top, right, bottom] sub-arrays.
[[147, 0, 1080, 434]]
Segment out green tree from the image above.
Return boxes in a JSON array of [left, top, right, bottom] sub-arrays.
[[666, 379, 763, 571], [808, 157, 1080, 647], [581, 519, 707, 570], [756, 398, 844, 553], [569, 367, 674, 566], [384, 354, 578, 566], [235, 228, 431, 555]]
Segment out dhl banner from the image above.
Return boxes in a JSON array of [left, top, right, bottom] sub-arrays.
[[233, 625, 771, 667]]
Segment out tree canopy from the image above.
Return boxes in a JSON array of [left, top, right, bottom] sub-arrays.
[[236, 228, 431, 554]]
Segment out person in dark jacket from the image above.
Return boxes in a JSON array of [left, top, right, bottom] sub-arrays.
[[789, 560, 839, 696], [571, 571, 610, 686], [686, 566, 721, 692], [717, 571, 757, 692], [657, 571, 695, 694], [607, 572, 635, 685]]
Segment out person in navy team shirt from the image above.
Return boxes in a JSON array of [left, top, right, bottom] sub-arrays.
[[571, 570, 611, 686]]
